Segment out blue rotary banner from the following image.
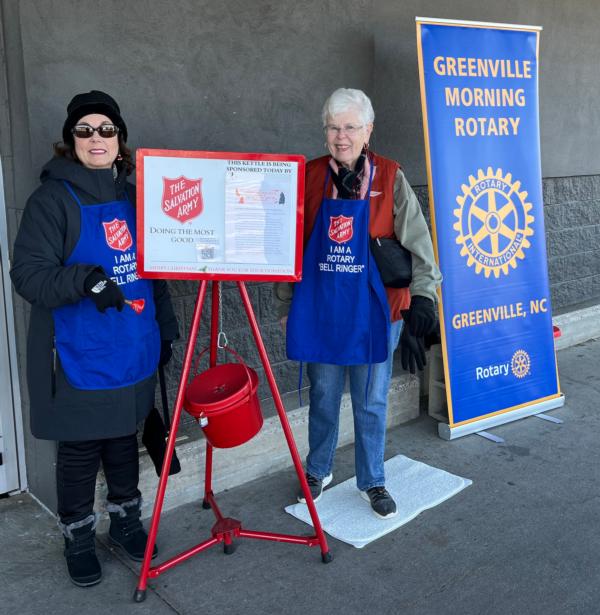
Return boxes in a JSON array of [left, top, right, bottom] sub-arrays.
[[416, 19, 561, 427]]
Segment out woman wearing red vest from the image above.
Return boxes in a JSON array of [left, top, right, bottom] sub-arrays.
[[276, 88, 441, 518]]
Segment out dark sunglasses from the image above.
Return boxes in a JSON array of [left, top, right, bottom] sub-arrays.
[[71, 123, 120, 139]]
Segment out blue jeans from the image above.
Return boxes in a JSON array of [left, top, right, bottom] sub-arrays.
[[306, 320, 402, 491]]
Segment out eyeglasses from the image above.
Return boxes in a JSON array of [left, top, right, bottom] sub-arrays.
[[71, 124, 120, 139], [324, 124, 364, 136]]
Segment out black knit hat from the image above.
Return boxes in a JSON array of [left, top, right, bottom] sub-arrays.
[[62, 90, 128, 143]]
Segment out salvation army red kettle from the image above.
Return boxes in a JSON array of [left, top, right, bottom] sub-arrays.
[[184, 347, 263, 448]]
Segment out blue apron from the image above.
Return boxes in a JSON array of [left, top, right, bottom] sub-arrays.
[[286, 164, 390, 365], [52, 181, 160, 390]]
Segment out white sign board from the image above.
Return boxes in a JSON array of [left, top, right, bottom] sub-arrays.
[[137, 149, 304, 281]]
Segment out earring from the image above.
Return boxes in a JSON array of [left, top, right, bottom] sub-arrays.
[[116, 154, 123, 161]]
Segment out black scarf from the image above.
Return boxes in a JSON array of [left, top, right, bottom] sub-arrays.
[[330, 150, 367, 199]]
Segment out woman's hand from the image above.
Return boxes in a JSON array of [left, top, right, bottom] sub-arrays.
[[84, 270, 125, 313], [404, 295, 436, 337], [399, 324, 426, 374]]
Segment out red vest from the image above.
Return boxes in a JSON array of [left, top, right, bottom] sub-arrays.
[[304, 153, 410, 321]]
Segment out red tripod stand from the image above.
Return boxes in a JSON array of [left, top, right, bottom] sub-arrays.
[[134, 280, 332, 602]]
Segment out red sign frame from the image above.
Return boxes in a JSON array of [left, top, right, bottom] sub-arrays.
[[136, 149, 305, 282]]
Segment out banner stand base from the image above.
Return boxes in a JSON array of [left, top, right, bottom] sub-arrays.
[[534, 412, 564, 424], [475, 431, 505, 444], [438, 395, 565, 441]]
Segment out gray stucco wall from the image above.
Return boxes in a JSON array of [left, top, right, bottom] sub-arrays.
[[14, 0, 600, 183], [1, 0, 599, 509], [373, 0, 600, 183]]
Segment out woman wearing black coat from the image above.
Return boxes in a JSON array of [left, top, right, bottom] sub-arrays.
[[10, 91, 179, 587]]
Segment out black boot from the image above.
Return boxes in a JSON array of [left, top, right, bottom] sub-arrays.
[[60, 514, 102, 587], [107, 498, 157, 561]]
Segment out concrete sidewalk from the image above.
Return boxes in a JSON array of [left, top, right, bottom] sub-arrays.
[[1, 337, 599, 615]]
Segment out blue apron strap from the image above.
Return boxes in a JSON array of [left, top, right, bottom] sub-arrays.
[[62, 180, 82, 206]]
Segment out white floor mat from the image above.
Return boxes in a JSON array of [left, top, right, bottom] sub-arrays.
[[285, 454, 472, 548]]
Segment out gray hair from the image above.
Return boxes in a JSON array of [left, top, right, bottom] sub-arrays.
[[321, 88, 375, 127]]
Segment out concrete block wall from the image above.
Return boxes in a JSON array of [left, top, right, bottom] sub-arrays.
[[404, 178, 599, 312], [158, 175, 599, 436], [161, 281, 296, 433], [543, 175, 600, 309], [98, 369, 420, 520]]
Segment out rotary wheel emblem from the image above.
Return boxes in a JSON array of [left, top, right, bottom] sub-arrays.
[[454, 168, 535, 278], [511, 349, 531, 378]]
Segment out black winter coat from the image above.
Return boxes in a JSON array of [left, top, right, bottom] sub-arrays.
[[10, 157, 179, 441]]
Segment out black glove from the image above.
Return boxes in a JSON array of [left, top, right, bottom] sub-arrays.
[[84, 270, 125, 313], [405, 295, 436, 337], [159, 340, 173, 367], [400, 322, 426, 374]]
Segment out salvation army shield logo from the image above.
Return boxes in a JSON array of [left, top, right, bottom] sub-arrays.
[[102, 218, 133, 252], [328, 215, 354, 244], [162, 176, 203, 223]]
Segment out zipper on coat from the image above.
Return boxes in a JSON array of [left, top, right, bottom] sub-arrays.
[[52, 336, 57, 397]]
